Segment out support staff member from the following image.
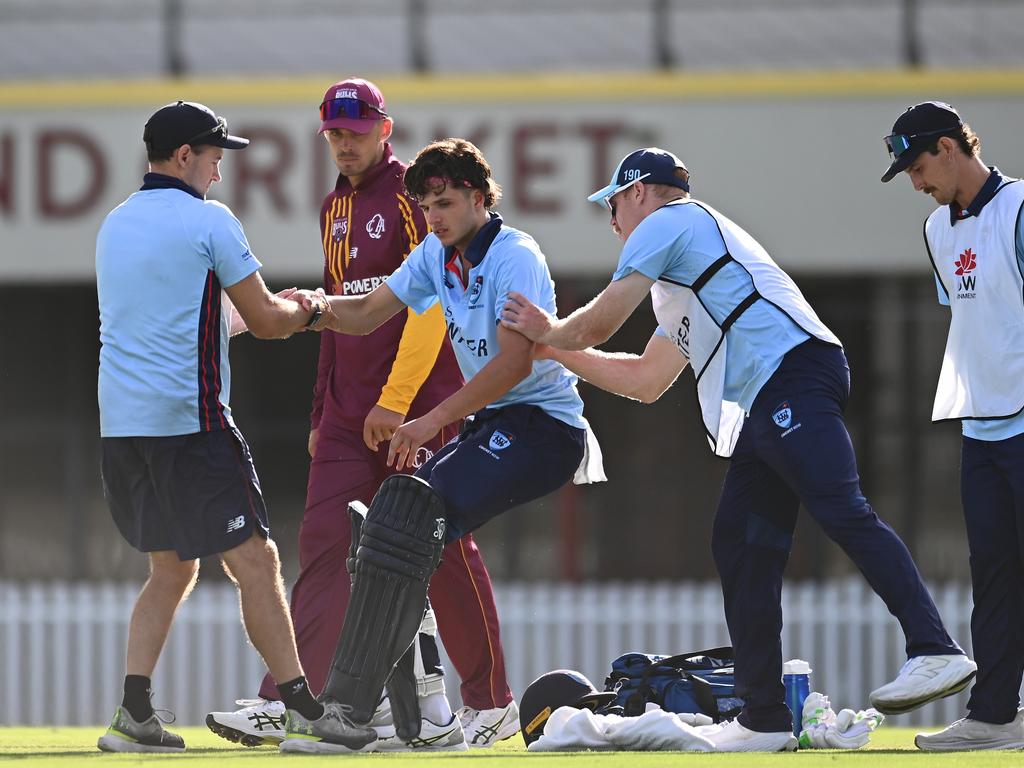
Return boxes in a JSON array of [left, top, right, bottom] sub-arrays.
[[502, 146, 976, 752], [881, 101, 1024, 752]]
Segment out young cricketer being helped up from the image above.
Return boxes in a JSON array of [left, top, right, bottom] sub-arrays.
[[279, 138, 605, 753]]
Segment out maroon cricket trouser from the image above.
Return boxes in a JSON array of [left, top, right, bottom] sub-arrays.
[[258, 425, 512, 710]]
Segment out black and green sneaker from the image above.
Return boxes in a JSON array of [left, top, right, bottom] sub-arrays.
[[97, 706, 186, 753]]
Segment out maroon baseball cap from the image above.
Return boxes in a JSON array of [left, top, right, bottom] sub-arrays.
[[318, 78, 389, 134]]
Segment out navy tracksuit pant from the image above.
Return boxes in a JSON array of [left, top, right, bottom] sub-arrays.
[[711, 340, 961, 732], [961, 432, 1024, 724]]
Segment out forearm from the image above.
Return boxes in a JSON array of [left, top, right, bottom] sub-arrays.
[[320, 295, 380, 335], [248, 297, 311, 339], [427, 354, 531, 425], [541, 294, 622, 350], [550, 347, 672, 404]]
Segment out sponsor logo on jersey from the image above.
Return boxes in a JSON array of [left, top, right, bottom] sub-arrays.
[[342, 274, 387, 295], [673, 316, 691, 357], [349, 246, 359, 260], [955, 247, 977, 299], [433, 518, 446, 541], [366, 213, 386, 239], [331, 218, 348, 242]]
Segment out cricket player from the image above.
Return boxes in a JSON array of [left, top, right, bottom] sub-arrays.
[[278, 137, 603, 753]]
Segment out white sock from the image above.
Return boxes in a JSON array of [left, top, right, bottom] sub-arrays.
[[420, 692, 453, 725]]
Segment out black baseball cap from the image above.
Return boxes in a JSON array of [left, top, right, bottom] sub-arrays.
[[588, 147, 690, 209], [880, 101, 962, 183], [519, 669, 617, 746], [143, 101, 249, 152]]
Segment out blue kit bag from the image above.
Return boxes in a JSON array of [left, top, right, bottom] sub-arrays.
[[603, 646, 744, 722]]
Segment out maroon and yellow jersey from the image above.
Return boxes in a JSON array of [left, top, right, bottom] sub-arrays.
[[311, 144, 462, 433]]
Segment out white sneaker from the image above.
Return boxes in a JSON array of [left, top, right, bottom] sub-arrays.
[[916, 709, 1024, 751], [368, 696, 392, 727], [457, 701, 521, 747], [706, 719, 798, 752], [374, 714, 468, 751], [870, 654, 977, 715], [206, 699, 286, 747]]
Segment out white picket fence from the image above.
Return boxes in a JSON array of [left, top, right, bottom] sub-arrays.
[[0, 579, 990, 728]]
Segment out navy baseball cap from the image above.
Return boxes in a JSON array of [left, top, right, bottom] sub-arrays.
[[519, 669, 617, 746], [143, 101, 249, 152], [880, 101, 962, 182], [588, 147, 689, 208]]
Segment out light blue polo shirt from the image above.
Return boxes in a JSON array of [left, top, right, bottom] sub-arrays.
[[932, 168, 1024, 441], [386, 213, 586, 429], [96, 174, 260, 437], [613, 202, 810, 412]]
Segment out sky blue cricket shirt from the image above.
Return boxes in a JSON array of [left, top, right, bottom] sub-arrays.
[[386, 213, 587, 429], [612, 202, 811, 412], [96, 174, 261, 437]]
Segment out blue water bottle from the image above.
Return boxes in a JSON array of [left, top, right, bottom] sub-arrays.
[[783, 659, 812, 736]]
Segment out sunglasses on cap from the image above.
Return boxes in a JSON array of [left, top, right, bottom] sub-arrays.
[[319, 97, 388, 122], [185, 116, 228, 146], [883, 127, 958, 159], [602, 172, 651, 217]]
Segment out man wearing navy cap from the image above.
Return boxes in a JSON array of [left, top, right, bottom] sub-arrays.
[[502, 147, 975, 751], [882, 102, 1024, 751], [95, 100, 328, 752]]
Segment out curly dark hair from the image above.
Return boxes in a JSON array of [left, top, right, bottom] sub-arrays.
[[924, 122, 981, 159], [404, 138, 502, 207]]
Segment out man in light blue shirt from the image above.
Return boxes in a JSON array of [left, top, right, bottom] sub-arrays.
[[278, 138, 602, 753], [503, 147, 974, 752], [95, 101, 329, 753]]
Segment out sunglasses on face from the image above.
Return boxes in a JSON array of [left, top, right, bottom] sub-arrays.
[[602, 173, 651, 217], [883, 127, 957, 159], [319, 97, 388, 122]]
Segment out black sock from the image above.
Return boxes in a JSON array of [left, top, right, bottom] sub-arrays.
[[122, 675, 154, 722], [277, 676, 324, 721]]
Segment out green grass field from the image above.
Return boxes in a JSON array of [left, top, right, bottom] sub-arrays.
[[0, 727, 1021, 766]]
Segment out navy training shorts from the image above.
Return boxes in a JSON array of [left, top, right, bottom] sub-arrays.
[[415, 403, 585, 541], [101, 426, 271, 560]]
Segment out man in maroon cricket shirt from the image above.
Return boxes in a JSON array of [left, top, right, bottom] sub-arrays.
[[207, 78, 519, 750]]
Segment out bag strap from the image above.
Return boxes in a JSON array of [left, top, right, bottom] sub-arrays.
[[680, 672, 723, 722], [656, 646, 734, 670]]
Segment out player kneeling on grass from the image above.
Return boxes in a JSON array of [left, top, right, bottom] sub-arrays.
[[278, 138, 604, 753]]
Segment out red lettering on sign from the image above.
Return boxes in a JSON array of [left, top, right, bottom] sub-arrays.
[[513, 123, 560, 214], [232, 126, 293, 215], [37, 130, 106, 219], [0, 134, 12, 216]]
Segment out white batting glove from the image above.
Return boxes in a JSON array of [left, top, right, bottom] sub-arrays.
[[798, 692, 883, 749]]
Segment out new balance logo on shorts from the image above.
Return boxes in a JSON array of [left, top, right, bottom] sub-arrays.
[[225, 515, 246, 533]]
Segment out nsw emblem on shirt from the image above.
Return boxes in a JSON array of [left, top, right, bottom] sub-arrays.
[[954, 247, 977, 299]]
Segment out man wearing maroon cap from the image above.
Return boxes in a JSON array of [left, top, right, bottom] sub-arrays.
[[207, 78, 517, 751]]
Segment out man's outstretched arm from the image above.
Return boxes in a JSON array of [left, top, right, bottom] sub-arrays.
[[501, 271, 653, 350], [542, 332, 688, 404]]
